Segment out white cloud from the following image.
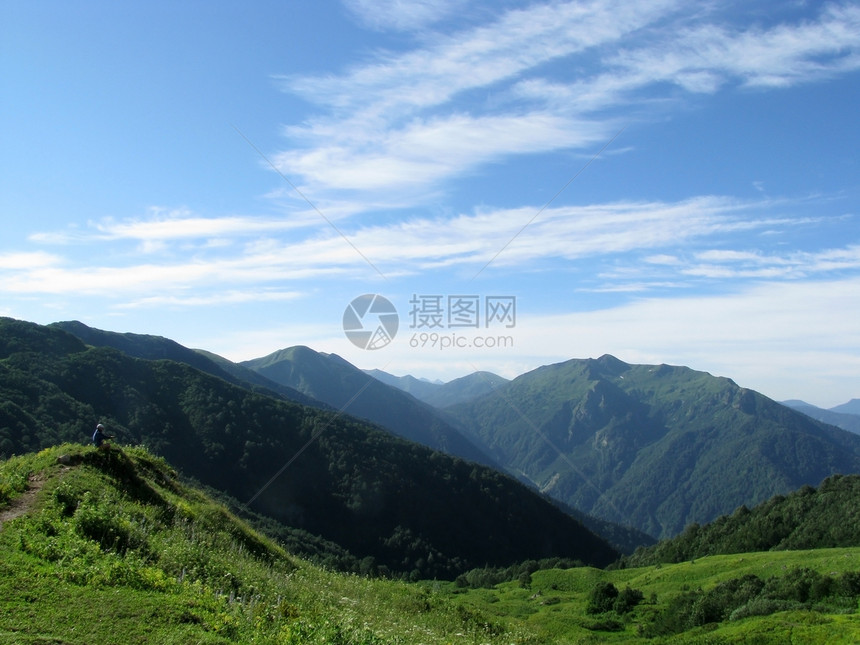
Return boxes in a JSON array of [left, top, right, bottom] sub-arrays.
[[286, 0, 677, 112], [275, 0, 678, 194], [0, 251, 61, 270], [116, 289, 305, 309], [272, 2, 860, 199], [7, 194, 849, 305], [275, 112, 608, 192], [684, 245, 860, 279], [610, 3, 860, 92], [30, 209, 324, 246]]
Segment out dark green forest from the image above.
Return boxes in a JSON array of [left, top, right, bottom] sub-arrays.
[[624, 473, 860, 566]]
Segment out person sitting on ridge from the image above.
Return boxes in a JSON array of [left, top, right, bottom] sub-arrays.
[[92, 423, 114, 450]]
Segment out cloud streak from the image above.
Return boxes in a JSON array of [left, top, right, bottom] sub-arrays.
[[3, 194, 850, 308], [271, 1, 860, 200]]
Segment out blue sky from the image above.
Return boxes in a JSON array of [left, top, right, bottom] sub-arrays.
[[2, 0, 859, 407]]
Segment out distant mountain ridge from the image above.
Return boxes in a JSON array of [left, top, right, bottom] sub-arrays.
[[364, 370, 444, 402], [782, 399, 860, 435], [832, 399, 860, 415], [444, 354, 860, 539], [241, 346, 494, 466], [365, 369, 509, 408], [51, 320, 320, 408]]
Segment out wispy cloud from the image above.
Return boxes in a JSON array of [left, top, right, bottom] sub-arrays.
[[116, 289, 305, 310], [0, 251, 61, 270], [5, 193, 849, 307], [274, 112, 608, 192], [29, 208, 328, 247], [274, 0, 679, 195], [685, 244, 860, 279], [272, 1, 860, 200], [608, 3, 860, 92]]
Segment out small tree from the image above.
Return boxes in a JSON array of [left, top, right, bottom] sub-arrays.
[[587, 581, 619, 614], [613, 585, 644, 614]]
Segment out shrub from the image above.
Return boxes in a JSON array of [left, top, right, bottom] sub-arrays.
[[613, 585, 644, 614], [586, 581, 619, 614]]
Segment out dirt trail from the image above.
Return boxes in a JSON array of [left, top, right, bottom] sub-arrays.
[[0, 474, 47, 531]]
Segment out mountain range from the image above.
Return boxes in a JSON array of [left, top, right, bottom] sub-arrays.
[[2, 315, 860, 565], [0, 317, 618, 576], [782, 399, 860, 435], [239, 346, 492, 466], [364, 368, 509, 408], [440, 355, 860, 539]]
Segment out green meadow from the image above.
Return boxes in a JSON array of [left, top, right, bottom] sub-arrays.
[[2, 444, 859, 644]]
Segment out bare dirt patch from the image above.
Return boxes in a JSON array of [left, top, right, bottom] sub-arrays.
[[0, 474, 46, 531]]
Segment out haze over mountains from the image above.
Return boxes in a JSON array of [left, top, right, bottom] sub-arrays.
[[2, 316, 859, 570], [365, 369, 509, 409], [782, 399, 860, 435]]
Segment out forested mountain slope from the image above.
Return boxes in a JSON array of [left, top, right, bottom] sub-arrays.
[[51, 320, 319, 407], [445, 355, 860, 539], [625, 474, 860, 566], [242, 346, 493, 466]]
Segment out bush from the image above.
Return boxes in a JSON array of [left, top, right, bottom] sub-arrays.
[[586, 581, 619, 614], [586, 581, 644, 615], [614, 585, 644, 614]]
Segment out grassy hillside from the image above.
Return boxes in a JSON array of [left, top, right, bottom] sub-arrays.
[[0, 444, 536, 644], [2, 444, 858, 644], [446, 354, 860, 539]]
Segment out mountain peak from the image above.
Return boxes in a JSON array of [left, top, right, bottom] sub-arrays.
[[594, 354, 630, 374]]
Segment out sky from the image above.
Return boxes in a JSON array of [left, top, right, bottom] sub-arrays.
[[2, 0, 859, 407]]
